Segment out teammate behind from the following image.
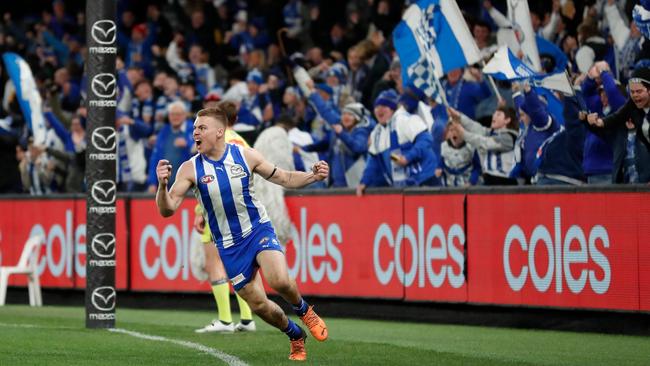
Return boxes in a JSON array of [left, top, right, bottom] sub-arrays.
[[156, 107, 329, 361]]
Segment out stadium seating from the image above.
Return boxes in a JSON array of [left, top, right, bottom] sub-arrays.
[[0, 236, 43, 306]]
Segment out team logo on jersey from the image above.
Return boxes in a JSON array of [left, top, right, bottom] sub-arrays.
[[200, 175, 215, 184], [230, 164, 247, 179]]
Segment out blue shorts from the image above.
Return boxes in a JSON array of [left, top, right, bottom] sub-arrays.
[[218, 222, 284, 291]]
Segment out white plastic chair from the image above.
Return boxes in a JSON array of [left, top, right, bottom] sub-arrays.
[[0, 236, 43, 306]]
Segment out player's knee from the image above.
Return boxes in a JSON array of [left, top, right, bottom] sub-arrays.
[[269, 277, 292, 295], [247, 298, 268, 314]]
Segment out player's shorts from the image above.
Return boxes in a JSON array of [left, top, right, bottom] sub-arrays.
[[218, 222, 284, 291]]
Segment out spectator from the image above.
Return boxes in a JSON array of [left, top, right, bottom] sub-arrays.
[[535, 89, 589, 186], [581, 61, 626, 184], [587, 67, 650, 183], [147, 101, 194, 192], [512, 82, 561, 183], [442, 67, 492, 120], [448, 106, 519, 186], [357, 89, 436, 195], [575, 22, 608, 73], [436, 123, 482, 187]]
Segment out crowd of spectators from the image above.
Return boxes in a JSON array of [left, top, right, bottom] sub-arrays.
[[0, 0, 649, 195]]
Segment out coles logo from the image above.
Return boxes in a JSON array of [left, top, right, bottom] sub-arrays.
[[503, 207, 611, 295], [29, 210, 86, 279], [288, 207, 343, 284], [373, 207, 464, 289], [91, 20, 116, 45], [200, 175, 215, 184], [139, 209, 204, 281]]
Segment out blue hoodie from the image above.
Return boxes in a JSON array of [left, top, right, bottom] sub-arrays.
[[581, 71, 626, 176]]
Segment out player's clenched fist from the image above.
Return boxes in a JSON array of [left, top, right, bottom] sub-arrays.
[[311, 161, 329, 181], [156, 159, 172, 186]]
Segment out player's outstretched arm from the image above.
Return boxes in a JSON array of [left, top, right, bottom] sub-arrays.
[[244, 147, 329, 189], [155, 159, 194, 217]]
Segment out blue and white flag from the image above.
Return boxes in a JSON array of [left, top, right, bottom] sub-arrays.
[[508, 0, 541, 71], [633, 1, 650, 39], [482, 45, 536, 80], [2, 52, 47, 145], [393, 0, 481, 99], [484, 46, 573, 96]]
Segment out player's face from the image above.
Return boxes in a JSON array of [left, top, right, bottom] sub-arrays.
[[193, 116, 225, 153]]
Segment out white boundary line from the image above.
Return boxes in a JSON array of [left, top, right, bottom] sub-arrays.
[[0, 323, 248, 366], [109, 328, 249, 366]]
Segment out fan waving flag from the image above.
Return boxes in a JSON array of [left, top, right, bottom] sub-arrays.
[[633, 0, 650, 39], [393, 0, 481, 99], [2, 52, 47, 145], [483, 45, 536, 80]]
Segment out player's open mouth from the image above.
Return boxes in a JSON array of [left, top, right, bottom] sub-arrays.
[[195, 140, 202, 147]]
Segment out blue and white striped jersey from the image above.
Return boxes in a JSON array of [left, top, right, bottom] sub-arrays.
[[192, 144, 270, 249]]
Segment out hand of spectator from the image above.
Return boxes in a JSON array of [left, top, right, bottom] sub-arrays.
[[156, 159, 172, 187], [483, 0, 492, 10], [116, 116, 134, 128], [305, 79, 315, 92], [497, 97, 507, 109], [625, 120, 635, 130], [588, 65, 601, 80], [259, 83, 269, 94], [594, 61, 610, 74], [468, 67, 482, 81], [587, 113, 604, 127], [607, 0, 615, 5], [173, 33, 184, 44], [573, 73, 587, 86], [174, 137, 187, 148], [311, 160, 329, 181], [447, 107, 461, 123], [356, 183, 366, 197], [522, 80, 531, 93], [116, 57, 124, 71], [516, 49, 524, 60], [151, 45, 161, 57], [394, 154, 408, 167], [552, 0, 561, 13], [511, 82, 520, 93], [332, 124, 343, 134], [435, 168, 442, 178], [193, 213, 206, 234]]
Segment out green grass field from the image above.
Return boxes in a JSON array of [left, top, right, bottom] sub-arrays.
[[0, 305, 649, 365]]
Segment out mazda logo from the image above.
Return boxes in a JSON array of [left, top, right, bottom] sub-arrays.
[[91, 180, 116, 205], [91, 286, 116, 311], [91, 73, 116, 99], [91, 127, 116, 152], [91, 233, 116, 258], [91, 20, 116, 45]]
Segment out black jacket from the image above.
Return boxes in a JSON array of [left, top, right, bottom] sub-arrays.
[[600, 99, 650, 183]]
